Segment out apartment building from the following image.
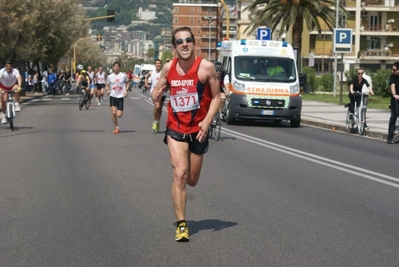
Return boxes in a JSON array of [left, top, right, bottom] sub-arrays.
[[172, 0, 220, 62], [235, 0, 399, 73], [302, 0, 399, 73]]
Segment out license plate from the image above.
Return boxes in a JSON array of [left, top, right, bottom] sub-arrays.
[[261, 110, 274, 115]]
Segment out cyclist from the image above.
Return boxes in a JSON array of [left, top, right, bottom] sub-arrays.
[[127, 70, 133, 91], [0, 60, 22, 124], [145, 59, 165, 132], [76, 64, 91, 102], [214, 62, 229, 118], [349, 68, 372, 116]]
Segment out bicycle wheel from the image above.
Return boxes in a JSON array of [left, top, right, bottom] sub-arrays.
[[357, 108, 366, 135], [212, 112, 221, 141], [393, 126, 399, 143], [208, 123, 214, 139], [85, 98, 90, 110], [8, 103, 14, 131], [78, 97, 83, 110], [345, 111, 354, 133]]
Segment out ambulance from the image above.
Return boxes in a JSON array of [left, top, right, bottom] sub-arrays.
[[132, 64, 141, 87], [217, 39, 304, 127]]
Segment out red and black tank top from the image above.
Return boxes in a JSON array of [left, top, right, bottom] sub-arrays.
[[166, 57, 212, 134]]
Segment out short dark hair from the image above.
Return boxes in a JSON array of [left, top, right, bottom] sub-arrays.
[[5, 60, 12, 65], [393, 62, 399, 69], [172, 26, 195, 46], [113, 61, 120, 67], [154, 59, 162, 64]]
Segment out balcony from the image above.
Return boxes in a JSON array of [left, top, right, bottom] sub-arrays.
[[363, 0, 396, 7]]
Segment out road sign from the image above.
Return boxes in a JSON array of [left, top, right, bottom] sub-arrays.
[[257, 28, 271, 40], [333, 28, 352, 53], [309, 52, 315, 67]]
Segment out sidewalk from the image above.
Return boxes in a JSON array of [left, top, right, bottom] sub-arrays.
[[301, 100, 389, 141], [18, 94, 391, 141]]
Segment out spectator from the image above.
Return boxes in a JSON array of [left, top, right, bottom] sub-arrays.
[[387, 62, 399, 144], [47, 69, 57, 96]]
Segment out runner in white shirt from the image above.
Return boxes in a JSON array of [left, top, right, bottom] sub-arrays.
[[0, 60, 22, 124], [87, 66, 95, 99], [145, 59, 165, 132], [106, 61, 130, 134], [96, 66, 107, 105]]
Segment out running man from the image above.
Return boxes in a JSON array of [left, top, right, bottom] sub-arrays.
[[96, 66, 107, 105], [145, 59, 165, 132], [0, 60, 22, 124], [151, 26, 220, 242], [106, 61, 130, 134]]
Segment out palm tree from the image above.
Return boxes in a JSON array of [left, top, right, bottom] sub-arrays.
[[244, 0, 347, 54]]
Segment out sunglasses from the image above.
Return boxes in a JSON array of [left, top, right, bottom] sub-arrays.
[[175, 37, 194, 45], [358, 72, 363, 75]]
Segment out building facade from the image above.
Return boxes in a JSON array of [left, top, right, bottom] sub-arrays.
[[172, 0, 220, 62]]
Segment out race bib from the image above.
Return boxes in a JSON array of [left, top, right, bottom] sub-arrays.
[[170, 87, 200, 112]]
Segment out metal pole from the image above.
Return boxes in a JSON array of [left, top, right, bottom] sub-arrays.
[[339, 53, 344, 104], [209, 19, 211, 61], [333, 0, 339, 97]]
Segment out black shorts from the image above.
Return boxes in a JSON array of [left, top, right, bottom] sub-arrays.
[[97, 84, 105, 89], [109, 96, 124, 111], [163, 128, 209, 155]]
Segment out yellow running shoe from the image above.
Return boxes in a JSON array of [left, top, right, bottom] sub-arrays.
[[151, 122, 157, 132], [175, 222, 189, 242], [155, 122, 160, 132]]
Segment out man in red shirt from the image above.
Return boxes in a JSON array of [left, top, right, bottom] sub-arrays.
[[151, 26, 220, 242]]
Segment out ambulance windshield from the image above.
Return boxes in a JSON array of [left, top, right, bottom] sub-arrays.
[[234, 57, 297, 82]]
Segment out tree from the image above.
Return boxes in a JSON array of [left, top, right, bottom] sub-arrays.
[[146, 48, 155, 61], [0, 0, 87, 68], [74, 39, 107, 69], [244, 0, 347, 60], [161, 51, 173, 64]]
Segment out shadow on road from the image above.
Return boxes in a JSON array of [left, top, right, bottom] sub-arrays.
[[183, 219, 238, 236]]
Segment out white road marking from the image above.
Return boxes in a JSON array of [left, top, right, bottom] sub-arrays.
[[222, 128, 399, 189]]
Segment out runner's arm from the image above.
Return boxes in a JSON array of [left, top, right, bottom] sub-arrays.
[[197, 60, 221, 142], [151, 62, 170, 101]]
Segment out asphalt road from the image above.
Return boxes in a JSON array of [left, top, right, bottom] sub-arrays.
[[1, 90, 399, 266]]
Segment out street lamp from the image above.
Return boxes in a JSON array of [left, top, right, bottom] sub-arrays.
[[203, 16, 217, 61]]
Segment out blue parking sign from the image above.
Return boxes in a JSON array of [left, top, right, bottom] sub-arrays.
[[333, 28, 352, 53], [257, 28, 271, 40]]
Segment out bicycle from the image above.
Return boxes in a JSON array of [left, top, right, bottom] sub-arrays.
[[393, 121, 399, 143], [78, 86, 90, 110], [345, 91, 366, 135], [208, 111, 221, 141], [2, 89, 17, 131]]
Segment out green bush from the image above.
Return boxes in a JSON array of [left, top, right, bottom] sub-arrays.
[[320, 73, 334, 91], [371, 69, 391, 98], [301, 67, 316, 92]]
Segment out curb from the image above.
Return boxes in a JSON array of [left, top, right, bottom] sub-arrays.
[[301, 117, 388, 141]]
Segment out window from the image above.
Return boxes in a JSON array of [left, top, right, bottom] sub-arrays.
[[190, 18, 194, 24], [190, 8, 194, 13], [174, 18, 178, 23], [197, 18, 201, 24], [197, 29, 201, 34]]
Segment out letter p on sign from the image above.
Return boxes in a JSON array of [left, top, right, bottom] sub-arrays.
[[333, 28, 352, 53]]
